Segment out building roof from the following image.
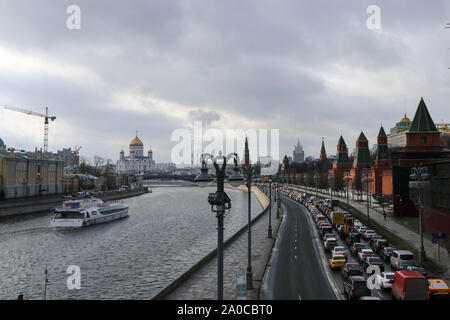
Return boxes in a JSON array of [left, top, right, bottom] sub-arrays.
[[378, 126, 386, 137], [130, 136, 144, 146], [357, 131, 368, 142], [409, 98, 437, 133], [320, 138, 327, 160]]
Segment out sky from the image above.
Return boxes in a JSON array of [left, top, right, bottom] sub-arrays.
[[0, 0, 449, 164]]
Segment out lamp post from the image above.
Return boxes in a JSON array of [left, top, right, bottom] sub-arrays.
[[343, 171, 351, 211], [194, 153, 243, 300], [361, 169, 374, 227], [303, 173, 309, 196], [409, 164, 430, 263], [328, 173, 334, 201], [313, 171, 320, 198], [242, 163, 254, 290], [268, 178, 273, 238]]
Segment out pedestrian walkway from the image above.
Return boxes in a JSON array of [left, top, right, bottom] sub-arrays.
[[165, 189, 281, 300], [289, 185, 450, 280]]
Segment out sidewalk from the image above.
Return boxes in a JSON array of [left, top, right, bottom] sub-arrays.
[[289, 185, 450, 280], [164, 188, 281, 300]]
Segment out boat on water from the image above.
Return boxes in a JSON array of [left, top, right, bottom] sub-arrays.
[[50, 198, 129, 228]]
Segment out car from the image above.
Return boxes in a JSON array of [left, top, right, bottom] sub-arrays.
[[332, 246, 348, 258], [329, 254, 346, 269], [392, 271, 429, 300], [363, 256, 385, 273], [320, 226, 334, 238], [350, 243, 366, 256], [341, 263, 364, 279], [371, 238, 389, 253], [362, 230, 376, 240], [380, 246, 395, 262], [406, 266, 429, 279], [358, 249, 375, 263], [390, 250, 415, 270], [345, 232, 362, 246], [358, 296, 381, 300], [324, 238, 338, 251], [427, 279, 450, 299], [323, 233, 335, 242], [368, 234, 383, 245], [343, 276, 371, 300], [376, 272, 395, 290]]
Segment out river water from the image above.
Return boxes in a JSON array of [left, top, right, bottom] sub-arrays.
[[0, 186, 261, 299]]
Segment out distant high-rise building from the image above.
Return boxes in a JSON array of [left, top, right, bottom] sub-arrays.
[[293, 138, 304, 162]]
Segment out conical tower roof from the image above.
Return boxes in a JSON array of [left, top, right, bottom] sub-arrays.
[[320, 138, 327, 160], [357, 131, 368, 142], [409, 97, 437, 133], [378, 126, 386, 137], [338, 135, 346, 146]]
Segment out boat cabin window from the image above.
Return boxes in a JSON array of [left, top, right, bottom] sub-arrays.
[[54, 211, 85, 219]]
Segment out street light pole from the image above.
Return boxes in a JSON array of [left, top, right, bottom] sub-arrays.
[[243, 164, 254, 290], [194, 153, 243, 300], [343, 172, 351, 211], [409, 165, 430, 263], [362, 170, 373, 227], [268, 178, 273, 238]]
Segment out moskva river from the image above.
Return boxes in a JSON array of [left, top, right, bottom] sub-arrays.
[[0, 185, 261, 299]]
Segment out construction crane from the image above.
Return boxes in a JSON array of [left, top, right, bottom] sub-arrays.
[[74, 146, 81, 154], [4, 105, 56, 153]]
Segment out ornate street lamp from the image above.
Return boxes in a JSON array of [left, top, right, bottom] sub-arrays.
[[313, 171, 320, 198], [268, 177, 273, 238], [194, 152, 243, 300], [361, 169, 374, 226], [343, 171, 351, 211], [242, 162, 254, 290], [328, 173, 334, 201], [409, 164, 430, 263]]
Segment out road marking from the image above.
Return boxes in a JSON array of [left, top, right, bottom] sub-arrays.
[[298, 295, 302, 300], [295, 255, 297, 260]]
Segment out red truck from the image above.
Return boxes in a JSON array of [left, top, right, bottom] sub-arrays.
[[392, 270, 429, 300]]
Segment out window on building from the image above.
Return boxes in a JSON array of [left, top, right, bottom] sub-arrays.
[[421, 136, 427, 144]]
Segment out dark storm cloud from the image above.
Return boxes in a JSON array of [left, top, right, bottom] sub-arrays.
[[0, 0, 449, 161]]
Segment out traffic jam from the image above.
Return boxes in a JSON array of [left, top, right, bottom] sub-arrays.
[[279, 185, 450, 300]]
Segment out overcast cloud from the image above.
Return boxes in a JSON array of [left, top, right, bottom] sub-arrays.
[[0, 0, 449, 163]]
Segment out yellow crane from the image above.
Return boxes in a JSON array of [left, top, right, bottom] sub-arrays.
[[4, 105, 56, 153]]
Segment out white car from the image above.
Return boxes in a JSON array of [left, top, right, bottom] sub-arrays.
[[332, 246, 348, 258], [376, 272, 395, 289], [358, 249, 375, 262]]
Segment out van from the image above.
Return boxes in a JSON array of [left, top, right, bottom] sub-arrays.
[[392, 271, 428, 300], [390, 250, 415, 270]]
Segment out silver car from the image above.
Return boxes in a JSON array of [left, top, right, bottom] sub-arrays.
[[390, 250, 415, 270]]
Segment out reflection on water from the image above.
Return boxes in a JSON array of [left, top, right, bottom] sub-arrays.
[[0, 186, 261, 299]]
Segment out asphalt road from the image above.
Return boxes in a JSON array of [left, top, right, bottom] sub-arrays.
[[270, 196, 337, 300], [276, 192, 394, 300]]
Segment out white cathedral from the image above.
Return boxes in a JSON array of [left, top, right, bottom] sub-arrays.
[[116, 135, 156, 176]]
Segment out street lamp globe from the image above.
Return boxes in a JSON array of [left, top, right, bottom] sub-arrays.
[[195, 162, 214, 187], [228, 166, 244, 187]]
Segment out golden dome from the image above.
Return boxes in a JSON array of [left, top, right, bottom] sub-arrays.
[[130, 136, 143, 146], [148, 148, 153, 153], [130, 149, 135, 153], [401, 113, 410, 123], [120, 149, 124, 153], [439, 123, 447, 131]]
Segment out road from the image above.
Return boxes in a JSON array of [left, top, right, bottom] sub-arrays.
[[278, 190, 396, 300], [270, 196, 337, 300]]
